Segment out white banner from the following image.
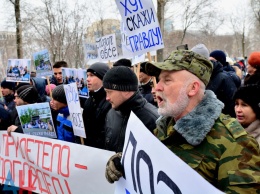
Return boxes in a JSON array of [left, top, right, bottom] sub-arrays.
[[116, 0, 164, 56], [115, 112, 224, 194], [96, 34, 119, 61], [132, 54, 145, 66], [64, 83, 86, 138], [0, 132, 115, 194]]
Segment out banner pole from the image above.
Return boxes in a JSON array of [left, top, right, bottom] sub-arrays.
[[136, 63, 140, 83], [46, 76, 52, 98]]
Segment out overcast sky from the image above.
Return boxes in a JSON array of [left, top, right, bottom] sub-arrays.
[[0, 0, 250, 33]]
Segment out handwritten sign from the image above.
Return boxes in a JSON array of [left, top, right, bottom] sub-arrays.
[[33, 49, 53, 77], [120, 21, 136, 58], [96, 33, 119, 61], [115, 112, 224, 194], [6, 59, 31, 83], [64, 83, 86, 138], [116, 0, 164, 56], [84, 42, 98, 60], [0, 132, 115, 194], [16, 102, 57, 138]]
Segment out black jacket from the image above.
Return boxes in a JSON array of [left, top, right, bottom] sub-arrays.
[[1, 94, 15, 113], [104, 90, 159, 152], [223, 63, 241, 88], [82, 87, 111, 149], [207, 61, 237, 117]]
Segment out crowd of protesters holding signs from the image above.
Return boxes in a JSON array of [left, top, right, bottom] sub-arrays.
[[1, 0, 260, 193], [0, 47, 260, 193]]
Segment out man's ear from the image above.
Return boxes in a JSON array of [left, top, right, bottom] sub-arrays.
[[187, 81, 200, 97]]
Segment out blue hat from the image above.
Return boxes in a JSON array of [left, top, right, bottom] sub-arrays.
[[210, 50, 227, 66]]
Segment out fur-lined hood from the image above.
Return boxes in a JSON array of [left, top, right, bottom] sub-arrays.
[[156, 90, 224, 146]]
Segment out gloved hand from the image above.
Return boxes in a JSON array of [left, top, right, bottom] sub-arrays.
[[105, 152, 124, 183]]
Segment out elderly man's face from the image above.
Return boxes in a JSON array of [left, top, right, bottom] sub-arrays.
[[155, 70, 190, 120]]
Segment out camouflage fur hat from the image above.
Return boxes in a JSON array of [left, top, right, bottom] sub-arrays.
[[145, 50, 213, 85]]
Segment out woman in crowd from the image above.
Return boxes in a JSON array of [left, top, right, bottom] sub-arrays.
[[233, 80, 260, 145], [244, 51, 260, 85]]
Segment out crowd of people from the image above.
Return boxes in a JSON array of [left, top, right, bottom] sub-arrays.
[[1, 45, 260, 193]]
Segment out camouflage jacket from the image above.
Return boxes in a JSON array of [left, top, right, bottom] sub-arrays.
[[154, 90, 260, 194]]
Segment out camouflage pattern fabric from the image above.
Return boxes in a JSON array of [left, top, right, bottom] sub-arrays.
[[154, 114, 260, 194], [145, 50, 213, 85]]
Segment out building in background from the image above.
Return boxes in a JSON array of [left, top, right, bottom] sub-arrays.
[[0, 31, 16, 79]]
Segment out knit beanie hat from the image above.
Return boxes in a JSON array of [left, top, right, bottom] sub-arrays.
[[87, 62, 110, 80], [210, 50, 227, 66], [233, 84, 260, 119], [191, 44, 209, 59], [1, 80, 15, 91], [103, 66, 138, 91], [52, 85, 67, 104], [248, 52, 260, 69], [16, 85, 38, 104], [113, 58, 132, 68]]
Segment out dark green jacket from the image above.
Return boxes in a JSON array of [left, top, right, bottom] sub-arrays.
[[155, 90, 260, 194]]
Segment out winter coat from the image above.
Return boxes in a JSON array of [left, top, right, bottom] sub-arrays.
[[82, 87, 111, 149], [9, 109, 24, 133], [0, 107, 11, 130], [56, 106, 75, 143], [0, 94, 15, 113], [104, 90, 159, 152], [223, 64, 241, 88], [154, 90, 260, 193], [207, 60, 237, 117]]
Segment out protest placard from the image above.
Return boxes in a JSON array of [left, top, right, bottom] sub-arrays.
[[83, 42, 98, 61], [0, 132, 115, 194], [132, 54, 145, 66], [96, 33, 119, 61], [115, 112, 224, 194], [6, 59, 31, 82], [33, 49, 52, 77], [116, 0, 164, 56], [16, 102, 57, 139], [120, 21, 134, 58], [62, 68, 89, 98], [64, 83, 86, 138]]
